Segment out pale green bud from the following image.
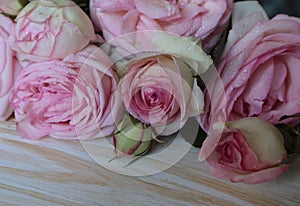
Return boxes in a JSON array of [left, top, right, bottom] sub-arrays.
[[113, 116, 153, 156]]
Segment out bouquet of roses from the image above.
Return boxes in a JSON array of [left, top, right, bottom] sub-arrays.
[[0, 0, 299, 184]]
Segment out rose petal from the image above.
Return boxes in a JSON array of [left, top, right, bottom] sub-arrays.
[[134, 0, 177, 19]]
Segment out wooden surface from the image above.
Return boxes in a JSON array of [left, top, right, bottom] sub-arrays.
[[1, 119, 300, 206]]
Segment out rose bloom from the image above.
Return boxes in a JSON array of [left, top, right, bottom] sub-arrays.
[[0, 14, 22, 121], [200, 117, 288, 184], [90, 0, 233, 52], [119, 55, 204, 136], [11, 45, 122, 140], [10, 0, 96, 62], [0, 0, 26, 16], [201, 3, 300, 131]]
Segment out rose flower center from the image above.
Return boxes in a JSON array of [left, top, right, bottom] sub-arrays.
[[143, 87, 160, 106]]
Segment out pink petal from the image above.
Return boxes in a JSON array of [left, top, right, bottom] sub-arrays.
[[195, 0, 226, 38], [242, 59, 274, 116], [92, 0, 135, 12], [121, 10, 139, 33], [137, 15, 162, 31], [134, 0, 177, 19], [100, 12, 124, 38]]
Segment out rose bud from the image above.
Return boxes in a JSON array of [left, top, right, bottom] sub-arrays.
[[0, 0, 27, 16], [200, 117, 289, 184], [10, 0, 96, 62], [113, 116, 153, 157]]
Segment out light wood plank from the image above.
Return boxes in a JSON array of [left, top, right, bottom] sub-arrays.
[[0, 120, 299, 206]]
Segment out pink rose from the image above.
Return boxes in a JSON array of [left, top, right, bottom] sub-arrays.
[[11, 45, 122, 140], [90, 0, 233, 51], [119, 55, 204, 136], [0, 14, 22, 121], [113, 31, 212, 136], [201, 2, 300, 131], [10, 0, 96, 62], [201, 117, 288, 184], [0, 0, 26, 16]]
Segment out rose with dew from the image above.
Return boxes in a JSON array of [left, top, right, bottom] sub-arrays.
[[200, 117, 288, 184], [11, 45, 122, 140], [201, 1, 300, 132], [118, 54, 205, 135], [0, 0, 27, 16], [10, 0, 96, 62], [90, 0, 233, 52], [0, 14, 22, 121], [119, 55, 199, 136], [115, 31, 213, 136]]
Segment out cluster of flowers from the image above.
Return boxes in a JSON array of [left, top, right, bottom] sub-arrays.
[[0, 0, 299, 184]]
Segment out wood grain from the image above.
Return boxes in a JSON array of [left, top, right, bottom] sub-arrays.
[[0, 120, 299, 206]]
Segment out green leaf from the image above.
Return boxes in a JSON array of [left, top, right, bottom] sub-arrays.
[[279, 112, 300, 121], [180, 118, 207, 148], [276, 123, 300, 155]]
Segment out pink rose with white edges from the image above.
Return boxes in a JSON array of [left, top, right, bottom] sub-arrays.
[[113, 31, 212, 136], [200, 117, 288, 184], [11, 45, 122, 140], [89, 0, 233, 52], [119, 55, 204, 136], [201, 2, 300, 132], [10, 0, 96, 62], [0, 14, 22, 121]]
